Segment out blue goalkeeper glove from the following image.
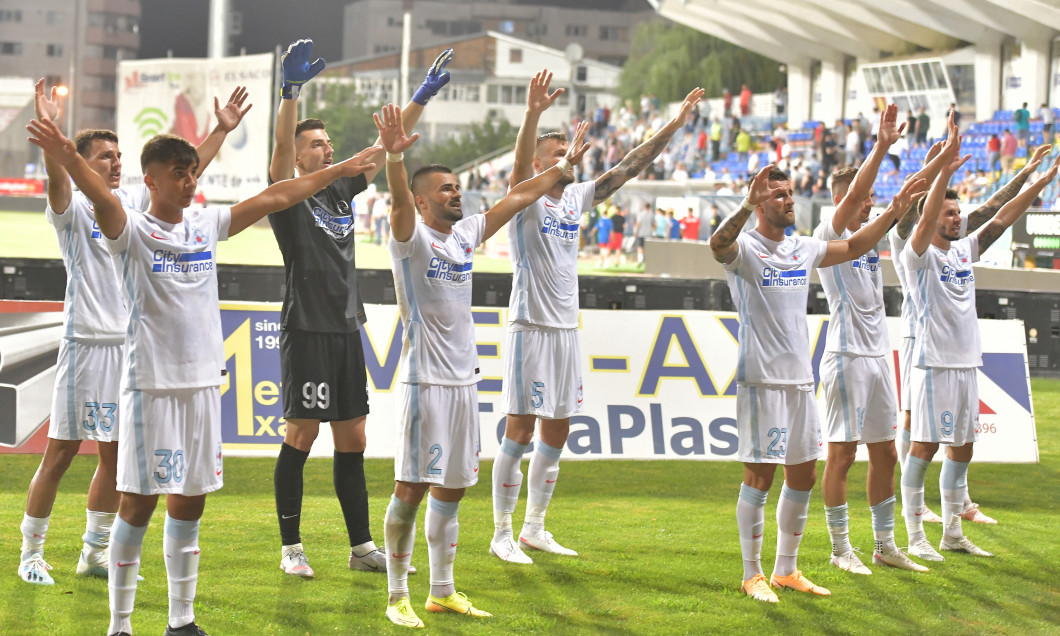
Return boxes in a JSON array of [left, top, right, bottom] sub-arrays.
[[411, 48, 454, 105], [280, 39, 326, 100]]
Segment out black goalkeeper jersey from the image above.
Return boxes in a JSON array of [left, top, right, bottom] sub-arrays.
[[268, 174, 368, 333]]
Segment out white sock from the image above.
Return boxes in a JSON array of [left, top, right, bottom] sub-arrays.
[[108, 518, 148, 636], [870, 496, 898, 552], [383, 496, 418, 599], [774, 484, 811, 577], [524, 439, 563, 535], [164, 514, 200, 629], [84, 510, 116, 553], [940, 458, 969, 540], [492, 437, 529, 539], [736, 484, 767, 580], [425, 494, 459, 599], [898, 426, 911, 468], [902, 455, 930, 544], [351, 540, 378, 558], [824, 503, 852, 555], [20, 514, 49, 560]]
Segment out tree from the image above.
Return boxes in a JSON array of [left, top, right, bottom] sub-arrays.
[[306, 81, 382, 160], [421, 114, 517, 176], [618, 22, 784, 109]]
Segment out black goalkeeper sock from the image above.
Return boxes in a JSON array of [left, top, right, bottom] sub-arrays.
[[334, 450, 372, 547], [275, 442, 309, 546]]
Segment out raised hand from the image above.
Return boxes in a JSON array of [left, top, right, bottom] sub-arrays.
[[670, 87, 705, 128], [923, 139, 945, 166], [214, 86, 252, 132], [34, 78, 62, 121], [373, 103, 420, 154], [333, 144, 380, 178], [280, 39, 326, 100], [1041, 151, 1060, 182], [942, 135, 971, 175], [891, 177, 928, 217], [527, 69, 564, 115], [877, 103, 905, 147], [746, 164, 787, 206], [1021, 144, 1052, 175], [26, 117, 77, 167], [563, 121, 591, 167], [412, 48, 454, 105]]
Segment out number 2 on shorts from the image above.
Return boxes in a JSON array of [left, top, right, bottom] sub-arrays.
[[427, 444, 443, 475], [766, 427, 788, 456]]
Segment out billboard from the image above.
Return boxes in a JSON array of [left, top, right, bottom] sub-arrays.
[[116, 54, 274, 203]]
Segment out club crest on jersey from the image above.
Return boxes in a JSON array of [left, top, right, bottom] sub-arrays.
[[193, 228, 207, 244], [541, 215, 580, 241], [761, 266, 807, 288], [311, 200, 354, 238]]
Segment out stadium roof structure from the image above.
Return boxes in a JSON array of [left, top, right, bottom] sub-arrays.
[[649, 0, 1060, 125]]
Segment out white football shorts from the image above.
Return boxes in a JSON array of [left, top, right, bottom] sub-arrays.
[[819, 352, 898, 444], [395, 382, 480, 489], [909, 366, 979, 447], [117, 386, 223, 496], [502, 325, 583, 419], [899, 336, 914, 411], [737, 383, 823, 465], [48, 339, 123, 442]]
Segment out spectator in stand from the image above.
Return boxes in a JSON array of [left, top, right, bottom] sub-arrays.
[[671, 161, 690, 182], [679, 207, 700, 241], [666, 209, 681, 240], [774, 86, 786, 118], [372, 192, 391, 245], [1014, 102, 1031, 148], [595, 207, 613, 267], [696, 128, 707, 160], [608, 205, 626, 266], [710, 118, 723, 161], [633, 202, 655, 264], [987, 133, 1002, 177], [915, 106, 930, 148], [1041, 103, 1055, 143], [708, 204, 723, 236], [739, 84, 752, 116], [844, 123, 860, 168], [653, 207, 668, 239], [886, 132, 905, 181], [906, 109, 918, 142], [1000, 129, 1018, 176], [820, 130, 838, 177], [735, 127, 752, 164], [723, 88, 733, 117], [869, 106, 881, 143]]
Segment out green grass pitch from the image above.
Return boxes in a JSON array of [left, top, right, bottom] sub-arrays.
[[0, 378, 1057, 634]]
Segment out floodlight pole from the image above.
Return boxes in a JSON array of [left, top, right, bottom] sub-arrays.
[[208, 0, 230, 59]]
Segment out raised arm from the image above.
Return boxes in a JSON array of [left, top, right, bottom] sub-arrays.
[[373, 103, 420, 243], [977, 152, 1060, 253], [269, 39, 326, 183], [709, 164, 785, 264], [230, 145, 379, 236], [831, 103, 904, 234], [28, 117, 125, 238], [966, 144, 1050, 233], [820, 176, 928, 267], [910, 137, 970, 256], [193, 86, 252, 178], [894, 113, 958, 239], [485, 121, 590, 241], [34, 79, 72, 213], [593, 87, 704, 204], [511, 69, 564, 189], [361, 49, 451, 185]]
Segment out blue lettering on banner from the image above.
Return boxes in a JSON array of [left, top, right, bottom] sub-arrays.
[[638, 316, 717, 396], [540, 216, 580, 241], [426, 256, 473, 283], [761, 267, 807, 287], [152, 250, 214, 273]]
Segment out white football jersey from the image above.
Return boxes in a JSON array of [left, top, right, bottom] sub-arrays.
[[814, 219, 887, 356], [507, 181, 595, 328], [390, 214, 486, 386], [892, 213, 970, 340], [723, 230, 829, 385], [107, 206, 231, 389], [47, 186, 150, 341], [900, 235, 981, 369]]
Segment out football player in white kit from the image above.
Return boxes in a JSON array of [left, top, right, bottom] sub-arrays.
[[28, 115, 380, 636], [892, 138, 1050, 527], [900, 136, 1059, 562], [18, 80, 250, 587], [814, 104, 929, 575], [373, 104, 588, 628], [490, 70, 705, 564], [709, 164, 926, 604]]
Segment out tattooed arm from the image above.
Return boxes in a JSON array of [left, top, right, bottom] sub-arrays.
[[593, 87, 704, 204], [977, 153, 1060, 254], [709, 165, 785, 264], [966, 144, 1050, 233]]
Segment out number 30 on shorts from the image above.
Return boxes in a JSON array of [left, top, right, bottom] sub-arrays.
[[154, 449, 185, 484], [301, 382, 330, 410]]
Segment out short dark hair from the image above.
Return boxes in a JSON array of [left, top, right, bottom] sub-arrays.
[[410, 164, 453, 196], [74, 129, 119, 158], [916, 187, 960, 214], [768, 167, 790, 182], [536, 131, 568, 148], [830, 166, 858, 197], [140, 134, 199, 172], [295, 118, 326, 137]]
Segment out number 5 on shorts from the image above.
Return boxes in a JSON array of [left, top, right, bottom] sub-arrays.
[[530, 381, 544, 409]]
